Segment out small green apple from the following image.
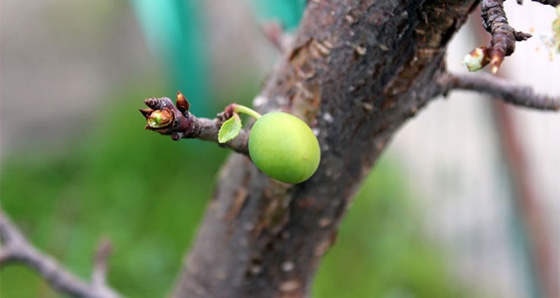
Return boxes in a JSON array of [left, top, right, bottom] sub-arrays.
[[248, 112, 320, 184]]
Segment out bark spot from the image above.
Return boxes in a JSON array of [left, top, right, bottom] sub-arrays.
[[214, 269, 226, 281], [224, 187, 248, 222], [253, 96, 269, 109], [318, 218, 332, 228], [322, 112, 334, 123], [311, 39, 332, 57], [280, 279, 301, 292], [378, 44, 390, 51], [282, 261, 295, 272], [362, 102, 374, 112], [314, 238, 331, 256], [247, 257, 263, 276]]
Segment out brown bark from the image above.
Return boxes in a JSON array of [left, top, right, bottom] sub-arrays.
[[172, 1, 479, 297]]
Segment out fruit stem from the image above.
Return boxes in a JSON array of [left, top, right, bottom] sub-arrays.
[[233, 104, 262, 120]]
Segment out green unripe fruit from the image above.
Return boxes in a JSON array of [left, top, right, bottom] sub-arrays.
[[248, 112, 321, 184]]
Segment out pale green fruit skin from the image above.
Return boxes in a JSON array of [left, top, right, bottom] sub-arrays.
[[249, 112, 321, 184]]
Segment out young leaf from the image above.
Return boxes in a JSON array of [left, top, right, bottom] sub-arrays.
[[218, 113, 242, 143]]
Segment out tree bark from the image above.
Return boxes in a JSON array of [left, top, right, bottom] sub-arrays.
[[172, 1, 479, 297]]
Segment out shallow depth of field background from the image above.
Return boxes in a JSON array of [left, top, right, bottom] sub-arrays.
[[1, 1, 559, 297]]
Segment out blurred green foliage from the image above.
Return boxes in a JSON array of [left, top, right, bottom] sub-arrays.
[[313, 159, 468, 298], [0, 86, 227, 297], [1, 87, 467, 297]]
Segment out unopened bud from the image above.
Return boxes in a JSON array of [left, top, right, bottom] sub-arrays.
[[463, 47, 487, 72], [147, 110, 173, 128]]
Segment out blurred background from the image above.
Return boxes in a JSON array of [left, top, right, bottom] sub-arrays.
[[1, 1, 558, 297]]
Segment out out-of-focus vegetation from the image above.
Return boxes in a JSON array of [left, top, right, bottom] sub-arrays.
[[0, 84, 228, 297], [313, 160, 468, 298], [1, 84, 468, 298]]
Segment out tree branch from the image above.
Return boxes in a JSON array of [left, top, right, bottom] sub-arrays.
[[0, 208, 121, 298], [479, 0, 532, 73], [171, 1, 481, 297], [439, 72, 560, 111], [529, 0, 560, 6], [139, 93, 249, 155], [92, 238, 113, 290], [261, 22, 294, 53], [465, 1, 559, 72]]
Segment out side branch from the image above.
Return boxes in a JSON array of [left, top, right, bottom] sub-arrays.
[[480, 0, 532, 73], [0, 208, 121, 298], [139, 92, 249, 155], [529, 0, 560, 6], [439, 72, 560, 111]]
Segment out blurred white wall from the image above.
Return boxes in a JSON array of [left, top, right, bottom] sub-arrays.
[[0, 0, 156, 155]]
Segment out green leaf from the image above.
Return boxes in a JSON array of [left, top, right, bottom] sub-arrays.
[[218, 113, 242, 143]]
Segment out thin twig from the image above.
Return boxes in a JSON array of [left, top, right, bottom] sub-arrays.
[[0, 208, 121, 298], [261, 22, 293, 53], [92, 237, 113, 290], [438, 72, 560, 111], [464, 1, 558, 72], [480, 0, 532, 73], [530, 0, 560, 6], [140, 94, 250, 155]]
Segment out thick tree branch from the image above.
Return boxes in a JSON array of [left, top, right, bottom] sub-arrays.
[[172, 1, 481, 297], [0, 208, 121, 298], [139, 93, 249, 155], [439, 72, 560, 111]]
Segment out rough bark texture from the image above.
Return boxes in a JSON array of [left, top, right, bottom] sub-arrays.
[[173, 1, 479, 297]]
